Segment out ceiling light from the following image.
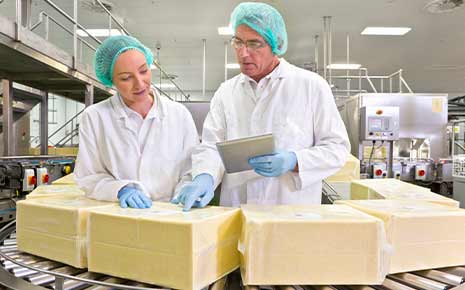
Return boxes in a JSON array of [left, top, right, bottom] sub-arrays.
[[154, 83, 176, 89], [76, 29, 122, 37], [326, 63, 362, 70], [361, 27, 411, 36], [218, 26, 234, 36], [226, 63, 240, 69]]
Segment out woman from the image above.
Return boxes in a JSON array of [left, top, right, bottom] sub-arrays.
[[74, 35, 198, 209]]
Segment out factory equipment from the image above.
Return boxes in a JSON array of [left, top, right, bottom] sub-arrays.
[[0, 156, 75, 223], [338, 93, 453, 193], [360, 106, 399, 178]]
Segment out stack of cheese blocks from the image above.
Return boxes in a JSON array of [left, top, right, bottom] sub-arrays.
[[336, 199, 465, 273], [16, 195, 113, 268], [350, 178, 459, 207], [17, 185, 242, 290], [16, 179, 465, 288], [87, 204, 241, 290], [239, 204, 390, 285]]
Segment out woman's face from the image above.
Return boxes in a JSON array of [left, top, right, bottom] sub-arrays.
[[112, 49, 152, 105]]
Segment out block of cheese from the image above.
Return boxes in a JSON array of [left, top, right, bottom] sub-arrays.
[[52, 173, 76, 185], [88, 203, 242, 290], [17, 196, 114, 268], [26, 184, 84, 199], [239, 204, 389, 285], [337, 199, 465, 273], [325, 154, 360, 182], [350, 178, 459, 207]]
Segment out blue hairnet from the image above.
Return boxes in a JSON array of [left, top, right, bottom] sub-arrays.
[[230, 2, 288, 56], [94, 35, 154, 87]]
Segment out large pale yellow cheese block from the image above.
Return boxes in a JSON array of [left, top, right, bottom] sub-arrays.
[[239, 204, 389, 285], [350, 178, 459, 207], [26, 184, 84, 199], [325, 154, 360, 182], [17, 196, 114, 268], [52, 173, 76, 185], [337, 199, 465, 273], [88, 203, 241, 290]]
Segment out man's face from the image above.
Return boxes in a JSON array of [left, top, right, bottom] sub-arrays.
[[233, 25, 278, 82]]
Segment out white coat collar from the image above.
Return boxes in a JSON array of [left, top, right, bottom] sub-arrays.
[[111, 86, 166, 120], [239, 58, 289, 84]]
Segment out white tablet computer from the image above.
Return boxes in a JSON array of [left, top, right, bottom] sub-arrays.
[[216, 134, 275, 174]]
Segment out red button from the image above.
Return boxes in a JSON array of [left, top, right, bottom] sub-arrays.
[[418, 170, 425, 177], [28, 176, 37, 186], [375, 169, 383, 176], [43, 174, 49, 183]]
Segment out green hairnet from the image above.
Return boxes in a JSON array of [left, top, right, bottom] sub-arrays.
[[94, 35, 154, 87], [230, 2, 288, 56]]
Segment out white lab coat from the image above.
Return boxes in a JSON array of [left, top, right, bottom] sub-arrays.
[[74, 89, 199, 202], [192, 59, 350, 207]]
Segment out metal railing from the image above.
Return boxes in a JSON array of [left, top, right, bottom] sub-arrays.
[[11, 0, 189, 101], [330, 68, 414, 96]]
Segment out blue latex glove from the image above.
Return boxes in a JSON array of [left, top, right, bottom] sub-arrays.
[[248, 150, 297, 177], [117, 185, 152, 209], [171, 174, 214, 211]]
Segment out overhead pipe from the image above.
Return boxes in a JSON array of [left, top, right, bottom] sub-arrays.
[[313, 35, 319, 73], [202, 39, 206, 98]]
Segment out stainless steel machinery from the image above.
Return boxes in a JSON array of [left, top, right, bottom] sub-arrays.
[[338, 93, 453, 194]]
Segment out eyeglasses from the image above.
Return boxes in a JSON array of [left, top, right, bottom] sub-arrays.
[[230, 37, 267, 51]]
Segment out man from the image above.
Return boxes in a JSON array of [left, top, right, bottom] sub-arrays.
[[172, 2, 350, 211]]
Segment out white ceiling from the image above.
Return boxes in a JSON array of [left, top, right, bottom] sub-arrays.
[[5, 0, 465, 99]]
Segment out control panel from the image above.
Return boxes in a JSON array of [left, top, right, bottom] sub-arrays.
[[360, 106, 400, 141]]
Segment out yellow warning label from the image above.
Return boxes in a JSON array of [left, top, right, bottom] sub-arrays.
[[432, 98, 443, 113]]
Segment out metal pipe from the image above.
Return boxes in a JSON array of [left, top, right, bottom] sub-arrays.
[[401, 77, 413, 93], [364, 69, 378, 93], [399, 69, 403, 93], [224, 41, 228, 81], [381, 78, 384, 93], [346, 33, 350, 97], [314, 35, 319, 73], [44, 14, 49, 40], [323, 17, 327, 80], [387, 140, 394, 178], [15, 0, 21, 41], [202, 38, 206, 98], [72, 0, 77, 69], [359, 68, 362, 93], [2, 79, 14, 156], [85, 84, 94, 107], [328, 16, 333, 85], [40, 91, 49, 155], [390, 77, 393, 93]]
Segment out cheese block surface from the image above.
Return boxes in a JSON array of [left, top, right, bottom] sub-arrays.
[[52, 173, 76, 185], [26, 184, 84, 199], [88, 202, 242, 290], [350, 179, 459, 207], [337, 199, 465, 273], [239, 204, 389, 285], [17, 196, 114, 268], [325, 154, 360, 182]]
